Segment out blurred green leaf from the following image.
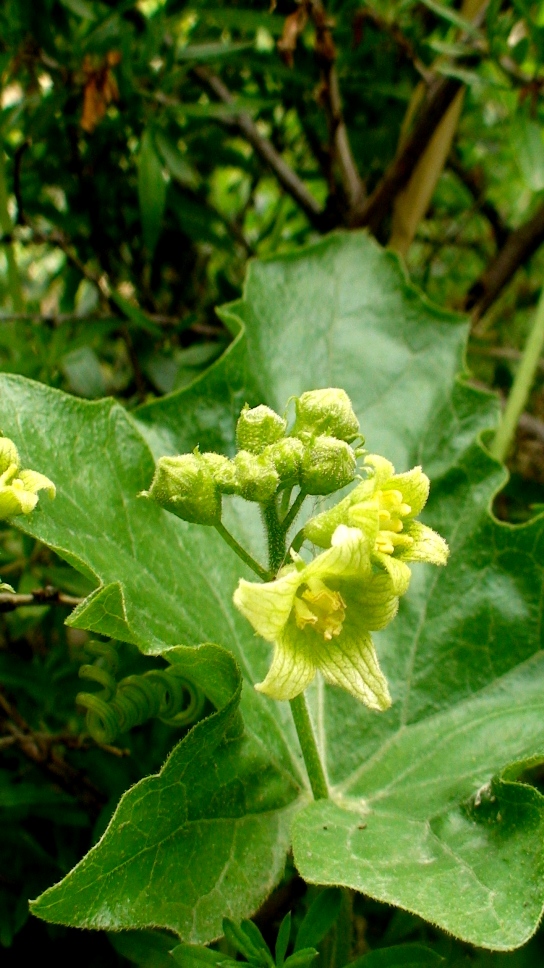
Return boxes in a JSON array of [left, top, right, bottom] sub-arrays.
[[155, 132, 200, 190], [138, 129, 167, 258], [512, 118, 544, 192], [108, 929, 177, 967], [346, 945, 443, 968], [59, 0, 96, 20], [61, 346, 107, 399], [294, 888, 342, 952]]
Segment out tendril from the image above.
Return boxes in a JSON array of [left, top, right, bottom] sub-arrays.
[[77, 642, 207, 744]]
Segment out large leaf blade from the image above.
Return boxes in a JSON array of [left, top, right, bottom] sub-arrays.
[[4, 233, 544, 947]]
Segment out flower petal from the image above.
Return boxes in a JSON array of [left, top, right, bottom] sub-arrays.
[[19, 469, 56, 499], [347, 501, 380, 547], [0, 485, 38, 518], [233, 570, 301, 642], [344, 572, 399, 630], [364, 454, 395, 484], [305, 525, 371, 583], [255, 624, 316, 700], [313, 628, 391, 710], [400, 521, 449, 565], [372, 551, 412, 596], [303, 492, 352, 548], [0, 438, 19, 477], [385, 466, 429, 518]]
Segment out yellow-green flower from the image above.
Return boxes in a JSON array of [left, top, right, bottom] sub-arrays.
[[304, 455, 448, 596], [234, 524, 396, 709], [0, 437, 55, 520]]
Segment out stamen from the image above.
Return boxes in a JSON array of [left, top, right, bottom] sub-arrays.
[[294, 578, 346, 640]]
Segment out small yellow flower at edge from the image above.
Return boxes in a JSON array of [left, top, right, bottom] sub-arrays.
[[0, 436, 55, 520], [304, 455, 449, 596], [233, 525, 397, 710]]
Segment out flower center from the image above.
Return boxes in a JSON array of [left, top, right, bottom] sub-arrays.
[[294, 577, 346, 640], [374, 488, 412, 555]]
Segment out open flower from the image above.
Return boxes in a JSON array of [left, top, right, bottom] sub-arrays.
[[304, 455, 448, 596], [0, 437, 55, 520], [233, 525, 396, 709]]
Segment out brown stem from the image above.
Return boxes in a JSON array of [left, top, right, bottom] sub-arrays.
[[350, 73, 464, 231], [448, 153, 508, 247], [0, 585, 83, 612], [466, 202, 544, 322], [192, 66, 326, 230], [310, 1, 364, 210]]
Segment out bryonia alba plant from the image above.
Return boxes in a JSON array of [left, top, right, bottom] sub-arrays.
[[143, 389, 448, 800], [2, 234, 544, 955]]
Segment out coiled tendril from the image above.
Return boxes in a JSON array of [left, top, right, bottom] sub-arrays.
[[77, 641, 206, 744]]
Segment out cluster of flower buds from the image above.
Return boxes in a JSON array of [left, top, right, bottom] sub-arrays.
[[143, 389, 364, 524]]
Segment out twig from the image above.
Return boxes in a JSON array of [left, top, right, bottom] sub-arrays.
[[191, 65, 326, 230], [350, 73, 464, 230], [0, 688, 105, 814], [468, 344, 544, 374], [448, 152, 508, 247], [0, 311, 222, 334], [0, 585, 83, 612], [309, 1, 364, 210], [466, 201, 544, 322]]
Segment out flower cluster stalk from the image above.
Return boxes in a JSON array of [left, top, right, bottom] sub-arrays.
[[289, 692, 329, 799], [214, 522, 272, 581], [490, 284, 544, 464]]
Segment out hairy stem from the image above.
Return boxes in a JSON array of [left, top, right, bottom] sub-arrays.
[[281, 488, 307, 535], [262, 498, 286, 574], [214, 522, 271, 581], [490, 285, 544, 464], [289, 692, 329, 800]]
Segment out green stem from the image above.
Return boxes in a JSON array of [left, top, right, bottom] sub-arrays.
[[214, 522, 271, 581], [281, 488, 307, 535], [490, 285, 544, 464], [0, 148, 23, 312], [289, 692, 328, 799], [262, 498, 286, 574]]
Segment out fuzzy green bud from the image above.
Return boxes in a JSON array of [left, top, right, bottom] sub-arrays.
[[201, 453, 240, 495], [292, 388, 360, 443], [265, 437, 305, 485], [300, 435, 357, 495], [236, 404, 286, 455], [233, 450, 279, 502], [143, 454, 221, 525]]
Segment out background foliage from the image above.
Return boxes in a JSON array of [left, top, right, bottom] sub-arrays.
[[2, 0, 544, 966]]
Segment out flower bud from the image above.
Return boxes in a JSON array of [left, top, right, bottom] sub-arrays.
[[265, 437, 305, 485], [233, 450, 279, 502], [201, 453, 240, 495], [143, 454, 221, 525], [236, 404, 286, 455], [292, 388, 360, 443], [300, 435, 357, 495]]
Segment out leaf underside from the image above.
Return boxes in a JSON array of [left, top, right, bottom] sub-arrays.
[[1, 231, 543, 949]]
